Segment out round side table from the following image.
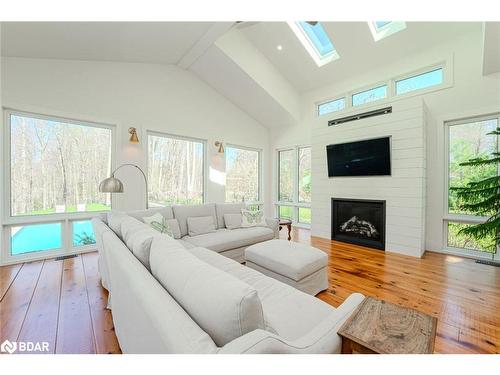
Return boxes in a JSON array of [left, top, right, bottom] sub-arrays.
[[278, 219, 292, 241]]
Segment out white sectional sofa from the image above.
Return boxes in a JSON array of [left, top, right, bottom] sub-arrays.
[[126, 203, 278, 263], [92, 203, 365, 354]]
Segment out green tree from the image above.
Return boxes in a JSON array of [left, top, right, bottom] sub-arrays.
[[451, 127, 500, 255]]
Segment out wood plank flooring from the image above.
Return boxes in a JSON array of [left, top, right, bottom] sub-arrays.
[[1, 227, 499, 354], [0, 253, 120, 354]]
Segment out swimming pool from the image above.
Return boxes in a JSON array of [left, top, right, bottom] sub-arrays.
[[11, 220, 96, 255]]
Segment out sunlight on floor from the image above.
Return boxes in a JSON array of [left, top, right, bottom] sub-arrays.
[[445, 255, 464, 263]]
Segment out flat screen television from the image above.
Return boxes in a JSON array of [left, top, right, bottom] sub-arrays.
[[326, 137, 391, 177]]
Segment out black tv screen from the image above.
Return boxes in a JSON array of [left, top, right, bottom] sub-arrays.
[[327, 137, 391, 177]]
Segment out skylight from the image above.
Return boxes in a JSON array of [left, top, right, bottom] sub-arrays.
[[288, 22, 339, 67], [368, 21, 406, 41]]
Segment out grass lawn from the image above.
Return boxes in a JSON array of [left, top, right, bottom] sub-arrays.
[[279, 206, 311, 224], [23, 203, 111, 216]]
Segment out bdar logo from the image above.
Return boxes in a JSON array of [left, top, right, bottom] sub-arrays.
[[1, 340, 17, 354]]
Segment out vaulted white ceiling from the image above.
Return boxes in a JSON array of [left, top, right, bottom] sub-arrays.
[[240, 22, 481, 92], [1, 22, 213, 64], [0, 21, 494, 130]]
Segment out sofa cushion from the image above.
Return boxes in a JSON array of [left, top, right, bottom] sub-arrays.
[[188, 245, 334, 341], [120, 216, 160, 269], [187, 216, 216, 236], [127, 207, 174, 222], [150, 236, 266, 347], [183, 227, 275, 253], [173, 203, 217, 237], [121, 216, 151, 244], [215, 203, 245, 228], [223, 213, 242, 229], [241, 209, 266, 227], [142, 213, 182, 239], [107, 211, 128, 238]]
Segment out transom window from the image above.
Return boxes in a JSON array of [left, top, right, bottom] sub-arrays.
[[352, 85, 388, 106], [225, 145, 261, 203], [288, 21, 339, 67], [148, 132, 205, 206], [318, 97, 346, 116], [396, 68, 443, 95], [316, 63, 449, 116]]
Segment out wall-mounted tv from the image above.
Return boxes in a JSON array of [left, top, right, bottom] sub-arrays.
[[326, 137, 391, 177]]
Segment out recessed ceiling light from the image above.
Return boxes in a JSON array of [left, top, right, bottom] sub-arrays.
[[276, 45, 283, 51]]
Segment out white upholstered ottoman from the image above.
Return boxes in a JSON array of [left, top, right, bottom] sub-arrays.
[[245, 239, 328, 295]]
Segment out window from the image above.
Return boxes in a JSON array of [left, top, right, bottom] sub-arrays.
[[148, 133, 205, 206], [278, 149, 294, 202], [225, 145, 260, 203], [396, 68, 443, 95], [318, 98, 346, 116], [298, 147, 311, 203], [446, 115, 499, 255], [288, 21, 339, 67], [352, 85, 388, 106], [368, 21, 406, 41], [72, 220, 96, 247], [10, 222, 63, 255], [9, 113, 112, 216], [277, 146, 311, 226], [4, 110, 113, 260]]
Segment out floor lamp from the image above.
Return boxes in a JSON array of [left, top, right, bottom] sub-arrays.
[[99, 164, 149, 209]]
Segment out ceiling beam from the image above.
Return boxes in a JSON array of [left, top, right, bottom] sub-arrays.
[[177, 22, 234, 70]]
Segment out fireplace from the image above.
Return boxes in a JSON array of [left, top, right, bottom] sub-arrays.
[[331, 198, 386, 250]]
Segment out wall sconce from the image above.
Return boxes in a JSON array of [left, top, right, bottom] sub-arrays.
[[129, 127, 139, 143], [214, 141, 225, 154]]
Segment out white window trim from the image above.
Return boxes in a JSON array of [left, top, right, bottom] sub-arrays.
[[146, 130, 208, 206], [2, 109, 116, 265], [287, 22, 340, 67], [443, 112, 500, 258], [316, 57, 453, 117], [275, 145, 311, 228], [368, 22, 407, 42], [224, 143, 263, 205]]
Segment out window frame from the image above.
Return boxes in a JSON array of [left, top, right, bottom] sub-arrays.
[[287, 22, 340, 67], [368, 21, 407, 42], [316, 59, 452, 117], [224, 143, 262, 205], [146, 130, 207, 207], [275, 145, 312, 228], [2, 109, 116, 265], [443, 113, 500, 258]]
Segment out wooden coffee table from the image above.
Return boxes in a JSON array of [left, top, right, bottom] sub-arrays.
[[278, 219, 292, 241], [338, 296, 437, 354]]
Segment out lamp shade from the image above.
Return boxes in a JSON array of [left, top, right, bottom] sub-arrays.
[[99, 176, 124, 193]]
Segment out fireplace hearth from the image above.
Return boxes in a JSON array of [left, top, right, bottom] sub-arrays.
[[331, 198, 386, 250]]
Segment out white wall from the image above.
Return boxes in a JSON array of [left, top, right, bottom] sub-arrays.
[[270, 27, 500, 252], [1, 57, 272, 215]]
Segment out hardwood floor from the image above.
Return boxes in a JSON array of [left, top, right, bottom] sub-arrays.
[[1, 227, 499, 354], [0, 253, 120, 354]]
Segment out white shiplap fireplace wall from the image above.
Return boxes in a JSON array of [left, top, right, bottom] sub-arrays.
[[311, 97, 427, 257]]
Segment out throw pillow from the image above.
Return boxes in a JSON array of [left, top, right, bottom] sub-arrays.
[[143, 213, 173, 237], [241, 209, 266, 228], [187, 216, 216, 236], [223, 213, 242, 229], [142, 214, 182, 239]]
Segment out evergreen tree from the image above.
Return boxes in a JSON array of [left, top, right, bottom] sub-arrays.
[[451, 127, 500, 255]]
